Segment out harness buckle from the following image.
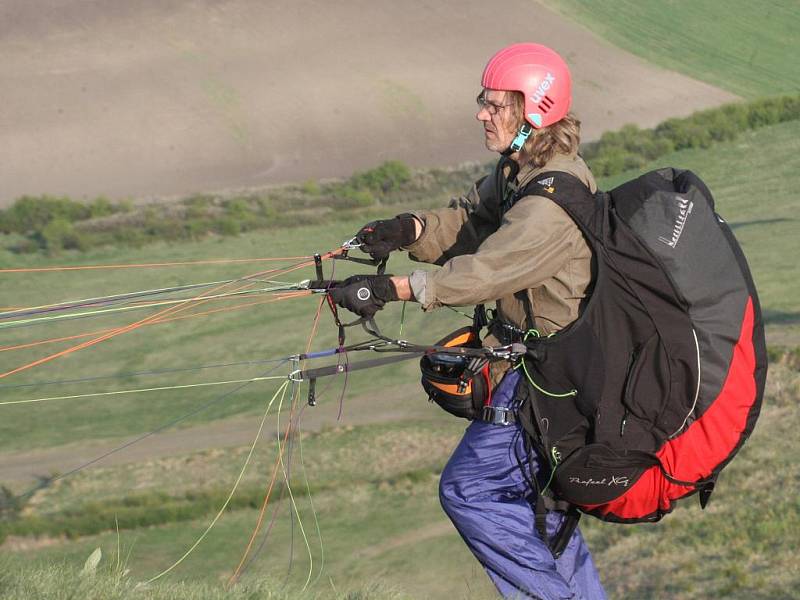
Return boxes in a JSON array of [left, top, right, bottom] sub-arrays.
[[488, 319, 527, 345], [481, 405, 516, 426]]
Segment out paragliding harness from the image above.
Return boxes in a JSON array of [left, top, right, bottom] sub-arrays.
[[304, 164, 765, 553], [492, 167, 766, 527]]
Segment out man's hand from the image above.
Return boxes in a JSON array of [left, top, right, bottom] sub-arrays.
[[356, 214, 421, 260], [328, 275, 400, 319]]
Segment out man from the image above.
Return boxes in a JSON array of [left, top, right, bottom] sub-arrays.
[[329, 43, 606, 599]]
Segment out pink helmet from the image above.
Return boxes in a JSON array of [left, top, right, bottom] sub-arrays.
[[481, 43, 572, 129]]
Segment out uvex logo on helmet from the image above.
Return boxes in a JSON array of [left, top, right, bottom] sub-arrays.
[[481, 43, 572, 129], [530, 73, 556, 105]]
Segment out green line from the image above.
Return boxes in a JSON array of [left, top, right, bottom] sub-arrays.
[[0, 284, 303, 330], [276, 382, 314, 590], [0, 375, 288, 406], [0, 279, 240, 319], [144, 380, 290, 584]]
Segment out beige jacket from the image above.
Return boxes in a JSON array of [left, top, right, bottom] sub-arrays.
[[405, 152, 597, 343]]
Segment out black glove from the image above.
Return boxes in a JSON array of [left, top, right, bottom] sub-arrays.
[[356, 214, 419, 260], [328, 275, 399, 319]]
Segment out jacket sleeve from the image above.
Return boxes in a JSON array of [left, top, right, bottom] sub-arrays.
[[403, 174, 500, 265], [409, 194, 580, 309]]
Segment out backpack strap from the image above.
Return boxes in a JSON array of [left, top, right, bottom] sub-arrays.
[[515, 289, 536, 332], [508, 170, 597, 550], [534, 495, 582, 559], [503, 169, 596, 333], [504, 169, 596, 222]]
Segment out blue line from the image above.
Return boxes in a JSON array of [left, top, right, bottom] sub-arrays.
[[0, 281, 228, 320]]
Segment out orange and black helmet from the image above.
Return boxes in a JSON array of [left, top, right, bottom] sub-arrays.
[[420, 327, 492, 420]]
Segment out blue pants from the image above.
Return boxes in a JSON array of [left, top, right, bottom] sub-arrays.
[[439, 370, 606, 600]]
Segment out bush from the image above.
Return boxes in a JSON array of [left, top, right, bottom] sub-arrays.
[[38, 219, 87, 253], [88, 197, 114, 219], [0, 196, 88, 235], [0, 485, 24, 522], [583, 93, 800, 177], [330, 185, 375, 209], [215, 217, 241, 236], [302, 179, 321, 195], [348, 160, 411, 195]]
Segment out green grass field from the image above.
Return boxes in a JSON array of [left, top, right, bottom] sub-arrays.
[[544, 0, 800, 98], [1, 112, 799, 597]]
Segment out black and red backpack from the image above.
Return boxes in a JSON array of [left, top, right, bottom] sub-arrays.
[[513, 167, 767, 524]]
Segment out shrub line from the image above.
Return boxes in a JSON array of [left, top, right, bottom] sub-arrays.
[[1, 95, 797, 254], [0, 467, 438, 544]]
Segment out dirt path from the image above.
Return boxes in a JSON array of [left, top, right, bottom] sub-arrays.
[[355, 520, 456, 561], [0, 0, 737, 205], [0, 382, 445, 487]]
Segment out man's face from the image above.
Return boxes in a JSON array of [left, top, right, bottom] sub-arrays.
[[476, 89, 517, 153]]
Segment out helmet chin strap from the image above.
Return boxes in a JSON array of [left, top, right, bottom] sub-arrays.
[[502, 123, 533, 156]]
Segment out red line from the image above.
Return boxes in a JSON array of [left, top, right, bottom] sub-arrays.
[[0, 256, 314, 274], [0, 251, 339, 379], [0, 293, 313, 354]]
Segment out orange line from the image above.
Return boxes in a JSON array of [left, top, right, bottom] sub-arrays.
[[229, 294, 328, 582], [0, 292, 313, 354], [155, 293, 310, 324], [0, 282, 255, 379], [0, 251, 339, 379], [106, 288, 309, 308], [0, 256, 314, 274], [0, 329, 112, 354]]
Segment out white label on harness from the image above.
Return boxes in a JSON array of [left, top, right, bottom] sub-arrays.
[[658, 195, 694, 248], [569, 475, 631, 487], [357, 287, 371, 301], [537, 177, 554, 187]]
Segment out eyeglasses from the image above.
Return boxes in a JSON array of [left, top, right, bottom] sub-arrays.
[[476, 92, 512, 116]]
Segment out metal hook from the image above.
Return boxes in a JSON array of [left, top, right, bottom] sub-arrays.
[[342, 236, 362, 251]]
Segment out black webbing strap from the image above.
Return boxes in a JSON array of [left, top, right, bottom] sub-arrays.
[[515, 289, 536, 332], [496, 155, 521, 217], [473, 304, 489, 333], [518, 376, 551, 457], [521, 373, 578, 558], [535, 494, 581, 559], [296, 352, 423, 381]]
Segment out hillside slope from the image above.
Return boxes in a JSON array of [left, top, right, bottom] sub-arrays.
[[544, 0, 800, 98], [0, 0, 736, 204]]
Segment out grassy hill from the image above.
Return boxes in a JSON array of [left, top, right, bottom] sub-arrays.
[[544, 0, 800, 98], [1, 117, 798, 598]]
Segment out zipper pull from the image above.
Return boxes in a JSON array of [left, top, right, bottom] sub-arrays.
[[620, 409, 628, 437]]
